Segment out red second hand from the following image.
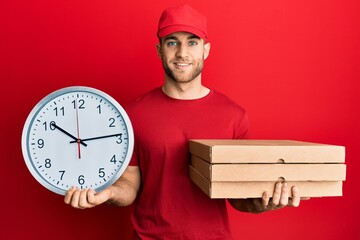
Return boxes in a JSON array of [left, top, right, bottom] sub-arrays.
[[75, 98, 81, 159]]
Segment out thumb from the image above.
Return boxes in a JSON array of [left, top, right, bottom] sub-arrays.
[[87, 188, 111, 206]]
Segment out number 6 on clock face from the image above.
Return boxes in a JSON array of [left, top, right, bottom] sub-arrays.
[[21, 86, 134, 195]]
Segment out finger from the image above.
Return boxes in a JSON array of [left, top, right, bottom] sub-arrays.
[[79, 189, 95, 209], [64, 186, 76, 205], [279, 182, 289, 206], [88, 188, 112, 206], [290, 186, 301, 207], [87, 189, 96, 204], [271, 182, 282, 205], [70, 188, 81, 208], [262, 191, 270, 207]]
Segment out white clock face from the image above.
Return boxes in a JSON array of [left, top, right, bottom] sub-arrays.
[[21, 86, 134, 195]]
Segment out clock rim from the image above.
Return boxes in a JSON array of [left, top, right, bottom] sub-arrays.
[[21, 86, 134, 195]]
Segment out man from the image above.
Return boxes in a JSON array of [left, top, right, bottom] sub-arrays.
[[65, 5, 303, 239]]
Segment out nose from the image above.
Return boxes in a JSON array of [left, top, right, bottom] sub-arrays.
[[175, 44, 188, 58]]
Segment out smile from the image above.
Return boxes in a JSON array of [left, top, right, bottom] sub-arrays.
[[174, 62, 191, 67]]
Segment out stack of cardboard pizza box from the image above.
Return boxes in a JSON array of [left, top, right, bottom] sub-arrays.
[[189, 140, 346, 198]]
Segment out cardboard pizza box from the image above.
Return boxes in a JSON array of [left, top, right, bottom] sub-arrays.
[[189, 140, 345, 163], [189, 165, 343, 198], [191, 155, 346, 182], [188, 139, 346, 199]]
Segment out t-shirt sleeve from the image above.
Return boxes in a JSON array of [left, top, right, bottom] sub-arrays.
[[129, 145, 139, 166]]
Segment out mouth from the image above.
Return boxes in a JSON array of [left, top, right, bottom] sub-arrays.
[[174, 62, 192, 70]]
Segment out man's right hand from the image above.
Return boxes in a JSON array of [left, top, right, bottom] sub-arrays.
[[64, 187, 112, 209], [64, 166, 141, 209]]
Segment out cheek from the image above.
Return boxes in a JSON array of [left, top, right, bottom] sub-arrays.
[[194, 53, 206, 62], [192, 48, 206, 59], [160, 51, 173, 62]]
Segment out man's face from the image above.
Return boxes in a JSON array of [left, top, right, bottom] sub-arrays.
[[157, 32, 210, 83]]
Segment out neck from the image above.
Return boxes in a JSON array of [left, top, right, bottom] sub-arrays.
[[162, 76, 210, 100]]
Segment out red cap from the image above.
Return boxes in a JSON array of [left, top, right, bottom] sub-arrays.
[[157, 5, 208, 40]]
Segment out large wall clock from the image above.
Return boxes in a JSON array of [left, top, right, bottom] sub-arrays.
[[21, 86, 134, 195]]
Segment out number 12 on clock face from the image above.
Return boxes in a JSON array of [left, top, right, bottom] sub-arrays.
[[22, 86, 134, 195]]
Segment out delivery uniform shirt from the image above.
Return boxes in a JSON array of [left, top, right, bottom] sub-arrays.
[[125, 87, 249, 240]]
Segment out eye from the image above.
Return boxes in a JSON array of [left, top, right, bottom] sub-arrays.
[[188, 41, 198, 46], [167, 41, 178, 46]]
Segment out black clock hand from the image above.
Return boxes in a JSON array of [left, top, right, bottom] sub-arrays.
[[51, 122, 87, 147], [70, 133, 122, 143]]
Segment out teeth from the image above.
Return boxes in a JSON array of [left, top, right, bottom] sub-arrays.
[[176, 63, 189, 66]]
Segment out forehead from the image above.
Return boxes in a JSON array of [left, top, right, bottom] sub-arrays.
[[163, 32, 201, 41]]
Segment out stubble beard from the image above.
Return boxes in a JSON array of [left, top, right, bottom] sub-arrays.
[[162, 59, 204, 84]]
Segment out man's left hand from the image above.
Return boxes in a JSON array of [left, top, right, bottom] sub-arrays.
[[228, 182, 309, 213], [255, 182, 301, 212]]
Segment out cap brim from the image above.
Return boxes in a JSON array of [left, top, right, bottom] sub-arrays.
[[157, 25, 207, 40]]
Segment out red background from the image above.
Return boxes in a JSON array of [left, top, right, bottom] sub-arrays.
[[1, 0, 359, 239]]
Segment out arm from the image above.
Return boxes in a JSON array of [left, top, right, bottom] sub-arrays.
[[228, 182, 304, 213], [64, 166, 141, 209]]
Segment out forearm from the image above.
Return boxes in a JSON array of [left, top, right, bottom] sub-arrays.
[[107, 179, 138, 206], [107, 166, 141, 207]]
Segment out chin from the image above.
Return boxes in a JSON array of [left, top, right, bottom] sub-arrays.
[[172, 72, 202, 83], [164, 67, 202, 84], [174, 77, 195, 83]]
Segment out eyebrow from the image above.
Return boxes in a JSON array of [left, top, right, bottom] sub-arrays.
[[187, 35, 201, 40], [164, 36, 178, 41], [163, 34, 201, 42]]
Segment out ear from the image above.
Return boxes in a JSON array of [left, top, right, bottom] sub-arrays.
[[203, 42, 211, 60], [156, 43, 162, 59]]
